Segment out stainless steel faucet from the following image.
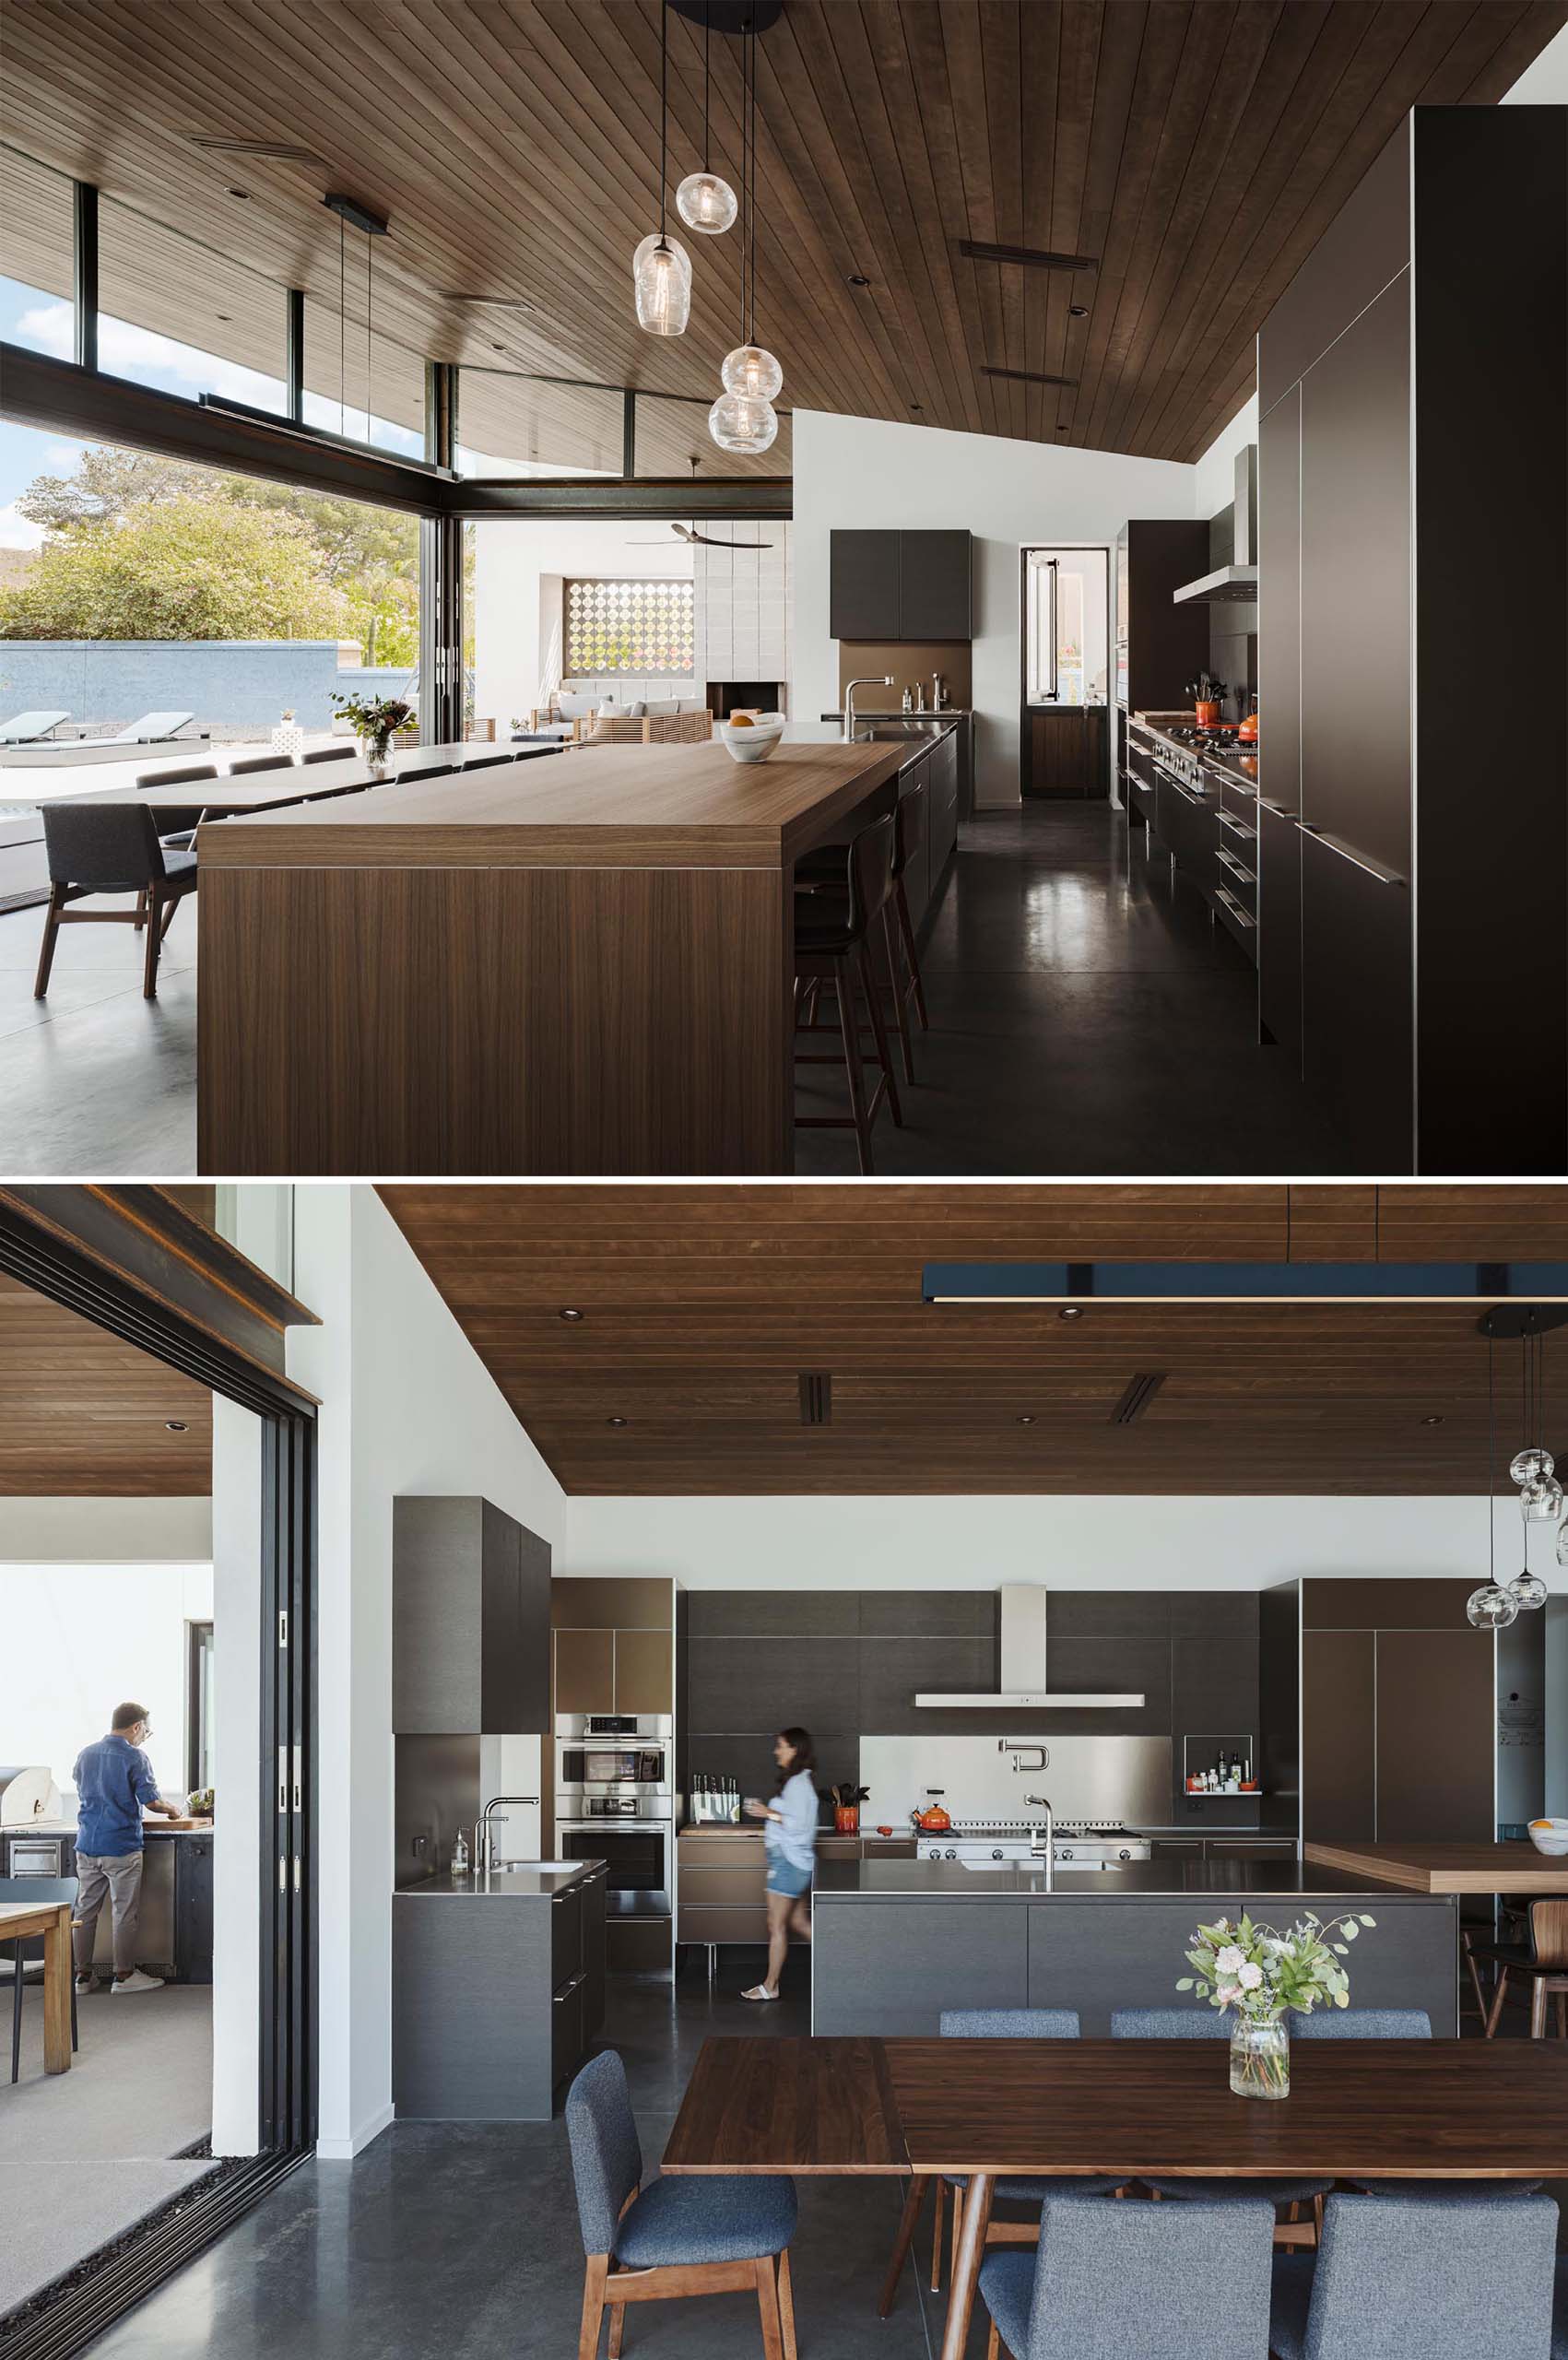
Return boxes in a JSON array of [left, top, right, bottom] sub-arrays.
[[843, 675, 893, 742], [1025, 1794, 1055, 1891], [478, 1794, 540, 1875]]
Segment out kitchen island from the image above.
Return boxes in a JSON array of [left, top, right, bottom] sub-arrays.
[[810, 1857, 1458, 2036], [392, 1860, 606, 2120], [195, 735, 910, 1174]]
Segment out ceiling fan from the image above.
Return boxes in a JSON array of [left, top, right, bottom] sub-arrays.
[[629, 459, 772, 549]]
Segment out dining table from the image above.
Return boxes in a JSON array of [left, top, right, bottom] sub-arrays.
[[64, 741, 560, 830], [661, 2034, 1568, 2360], [0, 1897, 74, 2075]]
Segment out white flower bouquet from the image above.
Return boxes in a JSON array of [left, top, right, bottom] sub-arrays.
[[1177, 1908, 1378, 2097]]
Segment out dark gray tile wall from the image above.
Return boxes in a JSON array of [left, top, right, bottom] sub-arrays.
[[679, 1591, 1261, 1819]]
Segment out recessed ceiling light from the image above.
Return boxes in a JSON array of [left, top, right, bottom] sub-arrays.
[[1016, 1414, 1035, 1426], [909, 400, 923, 412], [228, 187, 251, 201], [559, 1307, 585, 1323], [846, 273, 871, 288], [216, 313, 231, 322], [607, 1416, 628, 1428], [164, 1420, 188, 1433], [1421, 1414, 1444, 1425], [1057, 1305, 1084, 1321], [1069, 303, 1088, 317]]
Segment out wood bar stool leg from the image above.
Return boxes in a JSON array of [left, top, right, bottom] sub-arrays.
[[854, 939, 902, 1126], [881, 903, 917, 1085], [1530, 1976, 1548, 2039], [833, 960, 875, 1174], [894, 877, 929, 1029], [879, 2174, 930, 2317], [1462, 1934, 1490, 2030], [1486, 1966, 1510, 2038]]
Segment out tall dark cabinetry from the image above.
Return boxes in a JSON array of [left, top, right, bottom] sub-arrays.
[[1257, 105, 1567, 1172], [1114, 521, 1210, 799]]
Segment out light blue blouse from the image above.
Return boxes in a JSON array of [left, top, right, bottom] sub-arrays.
[[764, 1769, 819, 1875]]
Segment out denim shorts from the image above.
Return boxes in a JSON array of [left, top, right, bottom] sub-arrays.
[[764, 1858, 813, 1899]]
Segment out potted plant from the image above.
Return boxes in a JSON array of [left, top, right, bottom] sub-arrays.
[[331, 692, 414, 775], [1177, 1907, 1377, 2099]]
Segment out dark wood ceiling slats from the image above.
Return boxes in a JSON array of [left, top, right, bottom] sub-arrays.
[[2, 2, 1561, 467], [378, 1185, 1568, 1497], [0, 1276, 211, 1495]]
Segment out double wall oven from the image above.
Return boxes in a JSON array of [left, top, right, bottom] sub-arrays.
[[555, 1713, 673, 1921]]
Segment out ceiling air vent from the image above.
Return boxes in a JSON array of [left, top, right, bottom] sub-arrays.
[[798, 1374, 831, 1427], [1112, 1373, 1166, 1425]]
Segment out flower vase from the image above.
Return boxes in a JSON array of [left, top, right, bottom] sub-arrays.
[[1229, 2013, 1290, 2100], [360, 735, 393, 779]]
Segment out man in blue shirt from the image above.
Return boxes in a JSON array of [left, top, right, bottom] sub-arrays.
[[73, 1702, 183, 1993]]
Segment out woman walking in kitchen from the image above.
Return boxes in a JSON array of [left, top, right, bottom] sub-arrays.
[[741, 1728, 819, 2002]]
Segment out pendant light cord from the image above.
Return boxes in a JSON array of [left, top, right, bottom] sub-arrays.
[[703, 2, 712, 171], [1489, 1331, 1497, 1586], [338, 216, 346, 434], [659, 0, 669, 241], [748, 18, 758, 348]]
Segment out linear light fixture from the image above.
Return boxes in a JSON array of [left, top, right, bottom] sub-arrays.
[[1111, 1373, 1166, 1424], [923, 1262, 1568, 1306], [324, 191, 389, 238], [960, 240, 1097, 272], [798, 1373, 831, 1426], [982, 366, 1078, 387]]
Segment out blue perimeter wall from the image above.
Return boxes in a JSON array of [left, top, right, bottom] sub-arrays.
[[0, 641, 416, 731]]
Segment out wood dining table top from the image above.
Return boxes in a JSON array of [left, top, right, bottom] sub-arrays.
[[1303, 1840, 1568, 1894], [0, 1898, 72, 1940], [661, 2036, 1568, 2180], [75, 743, 553, 814], [194, 738, 909, 870]]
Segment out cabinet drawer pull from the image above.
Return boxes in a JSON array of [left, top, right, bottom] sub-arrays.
[[1214, 885, 1257, 929], [1258, 798, 1298, 820], [553, 1968, 587, 2002], [1216, 847, 1257, 888], [1216, 809, 1256, 842], [1295, 821, 1406, 887]]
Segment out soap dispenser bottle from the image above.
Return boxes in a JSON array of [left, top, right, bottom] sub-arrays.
[[452, 1827, 470, 1879]]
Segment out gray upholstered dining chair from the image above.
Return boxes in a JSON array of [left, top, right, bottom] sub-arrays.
[[138, 761, 217, 853], [980, 2189, 1276, 2360], [0, 1877, 78, 2082], [301, 745, 356, 763], [36, 801, 197, 998], [225, 753, 291, 774], [1108, 2009, 1332, 2229], [1289, 2006, 1540, 2198], [1270, 2191, 1558, 2360], [923, 2010, 1124, 2298], [565, 2049, 797, 2359], [1551, 2251, 1568, 2360]]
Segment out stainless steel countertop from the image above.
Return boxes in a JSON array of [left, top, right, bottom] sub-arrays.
[[811, 1858, 1435, 1902], [396, 1862, 602, 1900]]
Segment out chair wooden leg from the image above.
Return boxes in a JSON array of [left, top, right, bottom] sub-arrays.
[[1556, 1988, 1566, 2040], [143, 889, 162, 997], [894, 877, 929, 1028], [753, 2255, 784, 2360], [986, 2322, 1000, 2360], [606, 2301, 624, 2358], [879, 2174, 929, 2317], [133, 888, 147, 933], [881, 903, 916, 1085], [949, 2179, 963, 2293], [578, 2255, 608, 2360], [930, 2175, 945, 2291], [11, 1943, 21, 2083], [833, 958, 875, 1174], [855, 938, 902, 1126], [159, 891, 183, 942], [33, 884, 65, 997], [1485, 1965, 1510, 2038], [1530, 1976, 1548, 2039], [776, 2248, 796, 2360], [1463, 1935, 1489, 2031]]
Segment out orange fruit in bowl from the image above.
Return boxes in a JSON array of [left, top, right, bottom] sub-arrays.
[[729, 714, 755, 728]]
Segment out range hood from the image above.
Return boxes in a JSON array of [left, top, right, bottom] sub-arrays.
[[914, 1585, 1145, 1709], [1173, 443, 1257, 606]]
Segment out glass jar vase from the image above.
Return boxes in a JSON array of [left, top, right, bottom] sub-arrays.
[[1229, 2013, 1291, 2100]]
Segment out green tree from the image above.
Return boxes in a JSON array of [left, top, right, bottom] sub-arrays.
[[0, 494, 352, 642], [15, 445, 219, 534]]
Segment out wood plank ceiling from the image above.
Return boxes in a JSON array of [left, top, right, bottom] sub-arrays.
[[380, 1183, 1568, 1495], [0, 1273, 213, 1495], [2, 2, 1561, 469]]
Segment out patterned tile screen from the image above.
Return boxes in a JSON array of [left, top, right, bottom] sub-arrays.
[[564, 576, 695, 678]]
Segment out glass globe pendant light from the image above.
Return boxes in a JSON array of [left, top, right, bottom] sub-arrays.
[[1468, 1328, 1523, 1631], [633, 3, 691, 336], [1467, 1581, 1520, 1630], [1510, 1446, 1553, 1486], [1508, 1567, 1550, 1610], [1520, 1475, 1563, 1521], [676, 6, 737, 235], [710, 14, 780, 456]]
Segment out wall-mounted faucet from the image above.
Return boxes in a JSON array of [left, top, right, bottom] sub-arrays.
[[1025, 1794, 1055, 1891], [843, 676, 893, 742], [999, 1739, 1048, 1775]]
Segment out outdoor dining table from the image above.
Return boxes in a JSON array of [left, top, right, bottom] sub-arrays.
[[0, 1897, 74, 2075], [662, 2036, 1568, 2360]]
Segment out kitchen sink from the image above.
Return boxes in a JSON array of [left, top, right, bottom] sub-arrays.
[[853, 718, 952, 741]]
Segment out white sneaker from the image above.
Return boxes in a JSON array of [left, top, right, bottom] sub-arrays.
[[111, 1969, 165, 1993], [74, 1973, 100, 1994]]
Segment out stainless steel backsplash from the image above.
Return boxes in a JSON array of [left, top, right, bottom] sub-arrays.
[[859, 1733, 1173, 1828]]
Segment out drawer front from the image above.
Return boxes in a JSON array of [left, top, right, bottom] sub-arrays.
[[551, 1887, 583, 1985], [678, 1906, 770, 1944], [1157, 776, 1216, 891], [862, 1838, 918, 1858], [677, 1864, 763, 1906], [1127, 766, 1160, 837], [1213, 879, 1259, 963], [678, 1832, 762, 1865]]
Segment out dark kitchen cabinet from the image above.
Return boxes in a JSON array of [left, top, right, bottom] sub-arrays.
[[1114, 519, 1210, 719], [173, 1830, 214, 1984], [1301, 1630, 1376, 1845], [1374, 1633, 1494, 1846], [898, 750, 931, 926], [1257, 103, 1566, 1173], [578, 1865, 607, 2038], [394, 1497, 551, 1736], [1155, 775, 1216, 900], [899, 531, 973, 640], [1256, 378, 1303, 1064], [553, 1626, 615, 1715], [927, 728, 960, 881], [829, 530, 971, 642]]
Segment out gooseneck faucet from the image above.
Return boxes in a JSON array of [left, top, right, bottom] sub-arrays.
[[1025, 1794, 1055, 1892], [477, 1794, 541, 1877], [843, 675, 894, 742]]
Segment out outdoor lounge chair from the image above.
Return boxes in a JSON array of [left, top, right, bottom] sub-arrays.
[[103, 710, 195, 744], [0, 711, 69, 745]]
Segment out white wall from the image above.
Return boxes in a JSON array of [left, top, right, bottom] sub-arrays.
[[0, 1497, 212, 1561], [0, 1561, 211, 1805], [560, 1492, 1568, 1598], [790, 407, 1195, 807], [288, 1184, 566, 2162], [1503, 18, 1568, 101], [472, 518, 695, 732]]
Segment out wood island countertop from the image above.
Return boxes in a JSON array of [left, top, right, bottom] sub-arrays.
[[196, 738, 909, 871], [1303, 1840, 1568, 1894]]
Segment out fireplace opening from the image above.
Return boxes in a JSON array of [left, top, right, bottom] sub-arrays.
[[708, 680, 785, 720]]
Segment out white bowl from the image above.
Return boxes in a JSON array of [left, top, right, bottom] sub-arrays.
[[718, 714, 785, 765], [1528, 1819, 1568, 1857]]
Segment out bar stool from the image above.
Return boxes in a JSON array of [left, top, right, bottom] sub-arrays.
[[796, 782, 929, 1084], [1471, 1898, 1568, 2037], [794, 812, 903, 1173]]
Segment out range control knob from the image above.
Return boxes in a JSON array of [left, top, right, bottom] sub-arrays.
[[945, 1847, 958, 1860], [991, 1848, 1004, 1860], [1117, 1847, 1133, 1860]]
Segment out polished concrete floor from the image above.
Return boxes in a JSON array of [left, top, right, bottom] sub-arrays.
[[1, 1979, 213, 2316], [0, 800, 1348, 1181], [794, 802, 1350, 1175]]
